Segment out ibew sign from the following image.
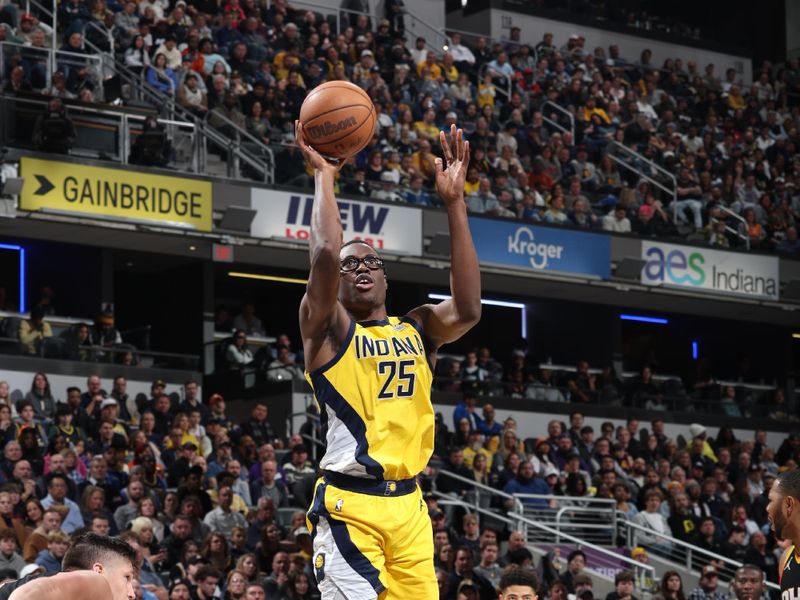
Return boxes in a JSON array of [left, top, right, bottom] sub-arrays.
[[250, 189, 422, 255], [469, 217, 611, 277]]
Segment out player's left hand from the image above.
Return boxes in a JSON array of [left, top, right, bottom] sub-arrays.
[[435, 124, 470, 208]]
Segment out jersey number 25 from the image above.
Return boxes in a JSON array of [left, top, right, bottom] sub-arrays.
[[377, 359, 416, 400]]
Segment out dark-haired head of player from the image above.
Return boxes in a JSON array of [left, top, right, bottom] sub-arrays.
[[338, 240, 388, 320], [63, 533, 138, 600], [498, 567, 539, 600], [767, 468, 800, 542]]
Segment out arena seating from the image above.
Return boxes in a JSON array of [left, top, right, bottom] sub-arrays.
[[0, 1, 798, 598], [1, 0, 799, 255]]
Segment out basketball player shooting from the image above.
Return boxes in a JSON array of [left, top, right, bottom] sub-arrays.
[[294, 120, 481, 599], [768, 469, 800, 599]]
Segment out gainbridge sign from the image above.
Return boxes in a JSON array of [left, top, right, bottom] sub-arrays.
[[19, 157, 213, 231]]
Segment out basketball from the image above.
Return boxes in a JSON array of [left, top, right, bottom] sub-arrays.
[[299, 81, 377, 160]]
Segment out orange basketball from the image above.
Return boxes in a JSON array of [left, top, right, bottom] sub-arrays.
[[299, 81, 377, 160]]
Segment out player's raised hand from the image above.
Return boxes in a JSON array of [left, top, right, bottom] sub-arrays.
[[294, 120, 342, 174], [435, 124, 470, 208]]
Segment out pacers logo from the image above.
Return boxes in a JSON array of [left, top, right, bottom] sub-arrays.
[[384, 481, 397, 496], [314, 553, 325, 582]]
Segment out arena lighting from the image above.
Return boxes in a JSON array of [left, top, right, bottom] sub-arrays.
[[619, 314, 669, 325], [692, 340, 699, 360], [793, 333, 800, 339], [228, 272, 308, 285], [428, 293, 527, 338], [0, 244, 25, 312]]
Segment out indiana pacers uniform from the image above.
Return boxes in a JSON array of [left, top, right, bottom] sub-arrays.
[[781, 546, 800, 600], [305, 315, 436, 599]]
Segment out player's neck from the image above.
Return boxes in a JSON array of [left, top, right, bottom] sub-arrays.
[[349, 305, 388, 322]]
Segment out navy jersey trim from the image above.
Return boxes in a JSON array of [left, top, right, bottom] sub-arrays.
[[309, 319, 357, 377], [309, 372, 384, 479], [399, 315, 435, 372], [308, 482, 386, 595], [357, 318, 390, 327]]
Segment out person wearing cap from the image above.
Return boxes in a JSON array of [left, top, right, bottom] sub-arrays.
[[687, 565, 728, 600], [688, 424, 718, 463], [371, 170, 404, 202]]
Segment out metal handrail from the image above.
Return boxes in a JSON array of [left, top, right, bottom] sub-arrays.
[[619, 519, 780, 590], [0, 90, 199, 171], [479, 62, 512, 103], [511, 510, 657, 590], [606, 140, 677, 201], [266, 0, 375, 36], [22, 0, 269, 182], [713, 203, 750, 250], [434, 467, 521, 507], [541, 100, 576, 139], [0, 41, 103, 94]]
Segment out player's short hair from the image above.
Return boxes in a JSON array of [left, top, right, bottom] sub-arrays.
[[498, 566, 539, 592], [776, 468, 800, 500], [62, 533, 138, 572], [341, 239, 376, 253]]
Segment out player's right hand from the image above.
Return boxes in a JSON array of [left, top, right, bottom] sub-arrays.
[[295, 120, 342, 174]]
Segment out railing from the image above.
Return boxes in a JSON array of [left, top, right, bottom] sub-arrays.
[[479, 62, 513, 103], [540, 100, 576, 139], [713, 203, 750, 250], [0, 41, 104, 97], [618, 518, 780, 590], [514, 494, 617, 545], [22, 0, 272, 183], [606, 140, 677, 203], [0, 92, 200, 172]]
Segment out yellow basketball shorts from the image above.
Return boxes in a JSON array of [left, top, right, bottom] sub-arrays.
[[306, 472, 436, 600]]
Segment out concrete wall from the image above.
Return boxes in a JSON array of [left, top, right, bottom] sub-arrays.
[[786, 0, 800, 59]]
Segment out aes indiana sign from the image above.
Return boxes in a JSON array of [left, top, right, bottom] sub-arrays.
[[641, 241, 779, 301], [250, 189, 423, 256]]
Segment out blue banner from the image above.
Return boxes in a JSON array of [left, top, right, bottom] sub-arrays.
[[468, 217, 611, 278]]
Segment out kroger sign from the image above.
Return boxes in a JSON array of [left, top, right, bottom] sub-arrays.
[[250, 189, 422, 255], [469, 217, 611, 277], [641, 241, 779, 300]]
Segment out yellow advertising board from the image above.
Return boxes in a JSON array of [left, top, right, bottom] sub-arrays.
[[19, 157, 213, 232]]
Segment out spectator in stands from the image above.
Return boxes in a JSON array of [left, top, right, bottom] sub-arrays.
[[18, 306, 52, 356], [225, 330, 254, 370], [130, 116, 171, 167], [232, 303, 264, 336], [147, 53, 180, 95], [124, 35, 150, 73], [602, 204, 632, 233], [632, 489, 672, 555], [177, 72, 208, 115], [24, 372, 55, 421], [688, 566, 728, 600]]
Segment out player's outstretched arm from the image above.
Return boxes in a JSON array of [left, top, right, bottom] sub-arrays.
[[409, 125, 481, 349], [295, 121, 348, 370], [8, 571, 112, 600]]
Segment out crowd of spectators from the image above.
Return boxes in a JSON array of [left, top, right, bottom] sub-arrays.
[[2, 0, 800, 253], [0, 366, 794, 600]]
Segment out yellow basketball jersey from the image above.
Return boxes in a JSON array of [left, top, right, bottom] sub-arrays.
[[305, 316, 434, 481]]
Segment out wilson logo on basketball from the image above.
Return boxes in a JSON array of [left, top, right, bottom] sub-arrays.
[[306, 116, 358, 139]]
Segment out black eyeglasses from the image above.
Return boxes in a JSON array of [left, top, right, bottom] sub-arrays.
[[340, 255, 384, 272]]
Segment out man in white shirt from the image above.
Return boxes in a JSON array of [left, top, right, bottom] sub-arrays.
[[409, 36, 428, 67], [447, 32, 475, 69], [602, 204, 632, 233]]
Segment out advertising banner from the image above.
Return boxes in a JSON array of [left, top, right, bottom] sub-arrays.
[[640, 241, 779, 300], [251, 189, 423, 255], [19, 157, 212, 231], [468, 217, 611, 278]]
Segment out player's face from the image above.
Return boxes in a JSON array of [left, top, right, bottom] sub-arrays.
[[767, 483, 788, 538], [338, 243, 387, 311], [100, 558, 136, 600], [500, 586, 537, 600], [732, 568, 763, 600]]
